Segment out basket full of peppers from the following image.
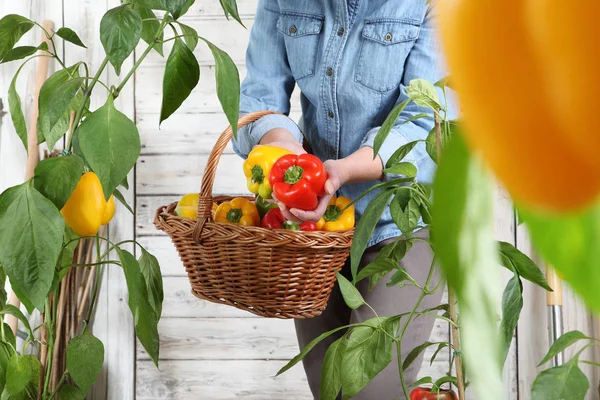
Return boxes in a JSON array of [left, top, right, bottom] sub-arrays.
[[154, 111, 355, 319]]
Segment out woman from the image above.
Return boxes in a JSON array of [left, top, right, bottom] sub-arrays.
[[232, 1, 454, 398]]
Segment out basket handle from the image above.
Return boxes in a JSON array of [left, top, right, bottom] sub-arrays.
[[193, 110, 281, 242]]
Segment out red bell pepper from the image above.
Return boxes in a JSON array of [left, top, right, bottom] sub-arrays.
[[268, 154, 328, 211], [261, 208, 318, 231], [410, 387, 458, 400]]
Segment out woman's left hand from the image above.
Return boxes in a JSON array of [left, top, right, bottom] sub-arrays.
[[274, 159, 349, 223]]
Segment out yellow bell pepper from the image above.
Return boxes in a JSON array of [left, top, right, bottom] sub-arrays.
[[101, 195, 115, 225], [214, 197, 260, 226], [175, 193, 199, 219], [317, 196, 355, 232], [61, 172, 106, 236], [243, 146, 293, 199]]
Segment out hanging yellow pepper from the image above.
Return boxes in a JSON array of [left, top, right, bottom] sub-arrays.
[[317, 196, 355, 232], [437, 0, 600, 212], [61, 172, 111, 236], [214, 197, 260, 226], [243, 145, 293, 199]]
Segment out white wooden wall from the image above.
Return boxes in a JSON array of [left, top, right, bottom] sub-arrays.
[[1, 1, 598, 399]]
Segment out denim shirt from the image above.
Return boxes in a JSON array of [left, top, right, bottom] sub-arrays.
[[232, 0, 456, 248]]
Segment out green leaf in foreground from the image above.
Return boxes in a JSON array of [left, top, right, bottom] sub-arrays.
[[320, 337, 346, 400], [0, 15, 34, 61], [499, 273, 523, 364], [5, 354, 39, 395], [8, 62, 28, 152], [160, 38, 199, 124], [34, 154, 84, 209], [531, 357, 589, 400], [139, 248, 164, 319], [56, 27, 87, 48], [432, 133, 503, 399], [134, 4, 164, 56], [100, 4, 142, 75], [406, 78, 442, 110], [537, 330, 591, 367], [77, 96, 141, 201], [336, 272, 365, 310], [0, 182, 64, 309], [372, 99, 410, 160], [118, 249, 160, 366], [66, 331, 104, 392], [499, 241, 551, 291]]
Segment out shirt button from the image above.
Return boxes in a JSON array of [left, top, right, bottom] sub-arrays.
[[328, 111, 334, 119], [385, 33, 393, 41], [289, 26, 297, 34], [326, 67, 333, 76], [337, 28, 345, 36]]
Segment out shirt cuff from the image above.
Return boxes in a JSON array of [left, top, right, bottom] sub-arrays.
[[360, 127, 416, 178], [232, 114, 303, 159]]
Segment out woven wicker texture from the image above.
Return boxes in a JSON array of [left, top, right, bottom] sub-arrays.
[[155, 111, 354, 319]]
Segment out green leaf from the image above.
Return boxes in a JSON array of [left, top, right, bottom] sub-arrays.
[[120, 175, 130, 190], [341, 318, 397, 398], [426, 127, 438, 164], [355, 258, 397, 285], [434, 76, 451, 89], [179, 22, 198, 51], [0, 343, 12, 392], [139, 248, 163, 319], [47, 77, 85, 136], [56, 27, 87, 48], [100, 4, 142, 75], [409, 376, 433, 389], [7, 281, 36, 314], [0, 182, 64, 309], [219, 0, 246, 27], [59, 227, 80, 269], [385, 141, 419, 169], [335, 272, 365, 309], [1, 46, 38, 63], [59, 384, 86, 400], [33, 155, 84, 209], [432, 133, 504, 398], [350, 189, 394, 279], [160, 38, 199, 124], [372, 99, 410, 159], [166, 0, 192, 19], [77, 96, 141, 201], [0, 15, 34, 61], [499, 273, 523, 364], [499, 241, 551, 291], [391, 195, 420, 238], [5, 354, 39, 395], [519, 201, 600, 313], [386, 268, 411, 287], [201, 38, 240, 138], [8, 64, 28, 152], [66, 331, 104, 392], [113, 188, 134, 214], [383, 162, 417, 178], [403, 341, 436, 370], [538, 331, 591, 367], [36, 64, 82, 147], [430, 342, 449, 366], [133, 4, 163, 56], [118, 249, 160, 366], [531, 357, 589, 400], [320, 337, 346, 400], [406, 78, 441, 110], [0, 305, 35, 342]]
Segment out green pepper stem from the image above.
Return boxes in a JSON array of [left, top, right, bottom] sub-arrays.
[[323, 205, 341, 222], [251, 165, 265, 184], [226, 208, 243, 223], [284, 166, 304, 184]]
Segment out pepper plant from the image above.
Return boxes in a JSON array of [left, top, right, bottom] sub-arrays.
[[276, 78, 597, 400], [0, 0, 242, 398]]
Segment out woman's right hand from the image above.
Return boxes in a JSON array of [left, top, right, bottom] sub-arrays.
[[256, 128, 306, 155]]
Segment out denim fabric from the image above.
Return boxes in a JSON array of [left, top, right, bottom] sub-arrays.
[[232, 0, 458, 247]]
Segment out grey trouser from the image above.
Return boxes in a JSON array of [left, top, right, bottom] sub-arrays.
[[294, 230, 444, 400]]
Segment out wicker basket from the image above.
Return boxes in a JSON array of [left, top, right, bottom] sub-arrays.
[[154, 111, 354, 319]]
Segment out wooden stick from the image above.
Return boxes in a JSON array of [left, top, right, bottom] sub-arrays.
[[37, 312, 48, 400], [50, 274, 68, 390], [449, 289, 466, 400], [7, 20, 54, 335], [546, 266, 563, 306]]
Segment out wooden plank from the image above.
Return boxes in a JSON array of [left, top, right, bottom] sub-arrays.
[[137, 110, 303, 155], [136, 360, 311, 400], [136, 154, 249, 196], [162, 276, 261, 318], [136, 317, 300, 361], [136, 65, 302, 115]]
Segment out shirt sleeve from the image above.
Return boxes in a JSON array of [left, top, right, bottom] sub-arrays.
[[360, 2, 459, 175], [231, 0, 303, 159]]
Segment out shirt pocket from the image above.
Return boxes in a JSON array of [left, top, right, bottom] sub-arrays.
[[277, 12, 324, 80], [355, 19, 420, 92]]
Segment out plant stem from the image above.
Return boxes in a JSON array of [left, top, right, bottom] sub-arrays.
[[83, 232, 105, 333], [115, 15, 170, 96], [42, 298, 54, 397], [448, 289, 466, 399], [66, 56, 109, 151], [396, 256, 437, 399], [47, 371, 68, 399]]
